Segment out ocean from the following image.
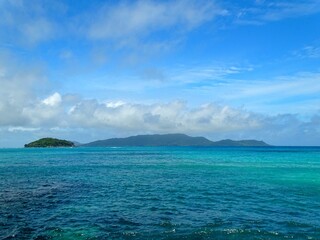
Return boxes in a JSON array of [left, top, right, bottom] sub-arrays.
[[0, 147, 319, 239]]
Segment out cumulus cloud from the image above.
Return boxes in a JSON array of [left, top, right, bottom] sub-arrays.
[[0, 54, 262, 134], [22, 102, 64, 127], [0, 49, 319, 146], [0, 53, 48, 125], [1, 90, 319, 146], [42, 92, 62, 106], [257, 113, 320, 146], [0, 63, 319, 147], [0, 64, 262, 135], [67, 100, 261, 133]]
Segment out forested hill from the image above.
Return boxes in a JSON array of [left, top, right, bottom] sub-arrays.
[[24, 138, 75, 148], [81, 134, 270, 147]]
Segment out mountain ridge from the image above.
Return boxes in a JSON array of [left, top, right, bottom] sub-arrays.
[[81, 133, 270, 147]]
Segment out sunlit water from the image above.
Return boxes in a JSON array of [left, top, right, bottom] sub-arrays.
[[1, 147, 320, 239]]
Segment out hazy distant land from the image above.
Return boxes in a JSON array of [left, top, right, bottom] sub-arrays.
[[25, 134, 270, 148]]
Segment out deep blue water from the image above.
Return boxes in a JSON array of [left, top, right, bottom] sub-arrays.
[[0, 147, 320, 239]]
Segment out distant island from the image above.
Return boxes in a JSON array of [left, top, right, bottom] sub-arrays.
[[24, 138, 75, 148], [24, 134, 270, 148], [81, 134, 270, 147]]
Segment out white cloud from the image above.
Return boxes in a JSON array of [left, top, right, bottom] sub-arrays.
[[22, 98, 66, 127], [169, 65, 253, 84], [0, 66, 319, 146], [2, 94, 319, 146], [0, 71, 262, 135], [64, 100, 263, 134], [261, 1, 320, 21], [235, 0, 320, 24], [0, 49, 319, 146], [258, 113, 320, 146], [229, 72, 320, 102], [0, 0, 64, 45], [182, 71, 320, 115], [0, 53, 48, 125], [42, 92, 62, 106], [87, 0, 227, 40], [105, 101, 126, 108], [20, 18, 55, 45], [8, 126, 40, 132], [293, 45, 320, 59]]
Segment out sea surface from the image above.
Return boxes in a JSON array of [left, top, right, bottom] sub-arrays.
[[0, 147, 320, 240]]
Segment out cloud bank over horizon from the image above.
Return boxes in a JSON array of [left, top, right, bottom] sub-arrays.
[[0, 0, 320, 147], [1, 85, 319, 147]]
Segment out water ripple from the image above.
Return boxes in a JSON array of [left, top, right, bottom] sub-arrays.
[[1, 147, 320, 239]]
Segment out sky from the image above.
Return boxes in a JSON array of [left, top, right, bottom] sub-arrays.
[[0, 0, 320, 147]]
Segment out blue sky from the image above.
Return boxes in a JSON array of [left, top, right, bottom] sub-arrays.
[[0, 0, 320, 147]]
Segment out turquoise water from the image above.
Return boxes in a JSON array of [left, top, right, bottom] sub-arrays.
[[0, 147, 320, 239]]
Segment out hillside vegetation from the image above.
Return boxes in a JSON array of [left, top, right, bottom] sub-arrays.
[[81, 134, 270, 147], [24, 138, 75, 148]]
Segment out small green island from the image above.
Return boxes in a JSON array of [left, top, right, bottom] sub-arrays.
[[24, 138, 75, 148]]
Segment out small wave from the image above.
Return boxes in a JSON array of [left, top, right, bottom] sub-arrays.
[[122, 231, 138, 237]]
